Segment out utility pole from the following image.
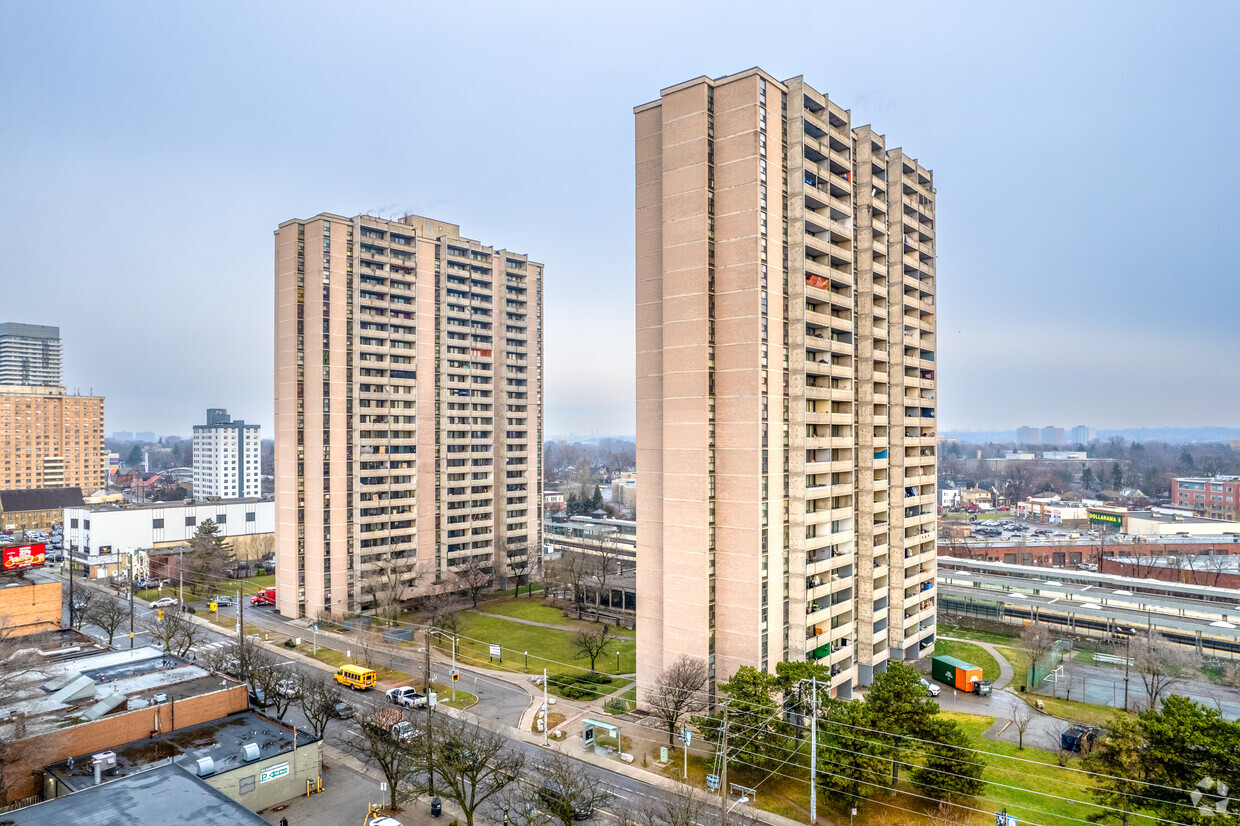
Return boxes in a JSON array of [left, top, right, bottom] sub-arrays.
[[809, 676, 818, 825], [451, 636, 457, 704], [68, 541, 75, 629], [1123, 633, 1130, 711], [178, 547, 184, 610], [424, 629, 436, 795], [542, 668, 549, 745], [128, 551, 134, 649], [720, 702, 730, 826], [238, 584, 245, 684]]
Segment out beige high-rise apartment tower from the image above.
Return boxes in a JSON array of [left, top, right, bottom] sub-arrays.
[[274, 214, 543, 619], [0, 385, 105, 491], [636, 69, 938, 699]]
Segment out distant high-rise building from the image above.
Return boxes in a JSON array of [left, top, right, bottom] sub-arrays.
[[0, 323, 61, 387], [1070, 425, 1096, 445], [1040, 426, 1065, 447], [635, 69, 938, 700], [0, 385, 105, 491], [1016, 426, 1039, 445], [192, 408, 261, 499], [134, 431, 156, 442], [274, 212, 543, 619], [111, 431, 135, 442]]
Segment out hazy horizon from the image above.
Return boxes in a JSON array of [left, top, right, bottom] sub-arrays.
[[4, 2, 1238, 437]]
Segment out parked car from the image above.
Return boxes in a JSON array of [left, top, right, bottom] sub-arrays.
[[150, 596, 179, 609], [331, 701, 355, 719], [275, 679, 301, 698], [390, 721, 417, 743], [248, 686, 271, 708], [919, 677, 940, 698], [212, 594, 234, 607], [386, 686, 427, 708]]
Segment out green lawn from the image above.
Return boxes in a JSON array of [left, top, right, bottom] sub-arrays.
[[444, 612, 634, 700], [139, 574, 275, 604], [932, 639, 1003, 682], [1020, 694, 1129, 728], [938, 621, 1020, 647], [478, 597, 577, 626]]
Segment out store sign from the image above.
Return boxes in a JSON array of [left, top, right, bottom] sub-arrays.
[[2, 543, 46, 571], [260, 761, 289, 783], [1089, 511, 1124, 527]]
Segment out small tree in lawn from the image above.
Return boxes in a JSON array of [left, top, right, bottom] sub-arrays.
[[68, 587, 96, 630], [646, 655, 708, 745], [1020, 620, 1057, 685], [1011, 702, 1035, 750], [572, 624, 615, 672], [86, 594, 128, 646], [452, 555, 493, 608]]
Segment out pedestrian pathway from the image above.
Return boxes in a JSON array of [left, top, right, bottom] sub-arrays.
[[939, 635, 1017, 690], [473, 610, 584, 630]]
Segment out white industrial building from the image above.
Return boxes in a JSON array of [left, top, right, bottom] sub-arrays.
[[193, 408, 261, 499], [63, 499, 274, 576]]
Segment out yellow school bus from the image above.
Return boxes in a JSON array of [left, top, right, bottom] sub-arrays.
[[333, 664, 377, 690]]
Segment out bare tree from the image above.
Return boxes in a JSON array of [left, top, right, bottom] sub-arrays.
[[67, 587, 97, 630], [298, 672, 343, 740], [246, 645, 297, 720], [545, 550, 590, 619], [526, 749, 615, 826], [453, 555, 494, 608], [359, 551, 418, 618], [85, 594, 128, 646], [646, 655, 709, 745], [1131, 635, 1195, 709], [143, 609, 202, 657], [422, 585, 467, 633], [0, 619, 55, 801], [582, 535, 622, 619], [502, 537, 532, 596], [347, 702, 425, 813], [1011, 703, 1036, 750], [427, 716, 526, 826], [572, 624, 616, 672], [633, 784, 714, 826], [1020, 621, 1057, 684]]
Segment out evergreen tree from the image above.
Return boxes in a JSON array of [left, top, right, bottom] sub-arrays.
[[908, 716, 986, 802], [1111, 462, 1124, 490], [589, 484, 604, 512], [1081, 467, 1093, 489], [864, 661, 939, 785]]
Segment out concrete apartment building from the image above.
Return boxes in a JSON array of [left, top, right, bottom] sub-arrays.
[[193, 408, 261, 499], [274, 213, 542, 619], [635, 69, 937, 700], [0, 385, 105, 491], [0, 322, 61, 386], [1015, 426, 1039, 445], [1040, 425, 1065, 446], [1070, 425, 1096, 444]]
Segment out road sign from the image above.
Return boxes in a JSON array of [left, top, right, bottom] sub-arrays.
[[996, 814, 1017, 826], [679, 729, 692, 746], [489, 643, 502, 659], [451, 669, 460, 682], [209, 601, 217, 613], [706, 774, 720, 791]]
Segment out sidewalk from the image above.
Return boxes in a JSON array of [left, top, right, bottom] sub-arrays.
[[938, 635, 1016, 690]]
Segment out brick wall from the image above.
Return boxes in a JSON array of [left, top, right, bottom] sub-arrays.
[[0, 579, 62, 635], [2, 683, 247, 802]]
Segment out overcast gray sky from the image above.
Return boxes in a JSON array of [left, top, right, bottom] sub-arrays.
[[2, 1, 1237, 438]]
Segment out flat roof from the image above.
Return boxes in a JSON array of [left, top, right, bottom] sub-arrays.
[[1, 646, 241, 740], [5, 763, 268, 826], [68, 497, 271, 513], [47, 710, 316, 791]]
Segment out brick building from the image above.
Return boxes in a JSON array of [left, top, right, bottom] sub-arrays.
[[1173, 475, 1240, 520]]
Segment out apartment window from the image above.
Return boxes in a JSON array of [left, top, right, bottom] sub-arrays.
[[246, 511, 256, 522], [152, 518, 164, 529], [186, 515, 197, 526], [216, 513, 227, 524], [70, 518, 78, 528]]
